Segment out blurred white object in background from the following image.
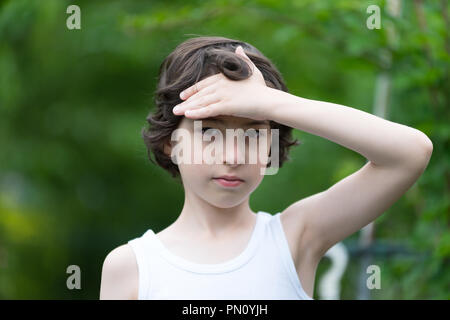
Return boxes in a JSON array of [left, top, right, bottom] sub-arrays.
[[319, 242, 349, 300]]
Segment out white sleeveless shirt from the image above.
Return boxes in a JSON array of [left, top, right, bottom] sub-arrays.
[[127, 211, 314, 300]]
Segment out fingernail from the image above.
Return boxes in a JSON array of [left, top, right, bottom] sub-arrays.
[[180, 91, 185, 99], [173, 106, 179, 113]]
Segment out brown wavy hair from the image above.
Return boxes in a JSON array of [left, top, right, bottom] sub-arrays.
[[142, 35, 301, 180]]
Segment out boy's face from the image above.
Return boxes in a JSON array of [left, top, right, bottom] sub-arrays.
[[165, 115, 272, 208]]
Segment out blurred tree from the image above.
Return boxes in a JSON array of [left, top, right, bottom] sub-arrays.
[[0, 0, 448, 299]]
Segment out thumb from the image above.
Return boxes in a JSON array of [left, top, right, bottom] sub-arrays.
[[235, 45, 247, 58], [235, 45, 255, 72]]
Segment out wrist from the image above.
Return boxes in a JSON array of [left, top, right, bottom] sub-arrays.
[[261, 86, 302, 122]]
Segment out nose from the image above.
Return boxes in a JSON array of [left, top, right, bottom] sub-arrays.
[[222, 130, 246, 166]]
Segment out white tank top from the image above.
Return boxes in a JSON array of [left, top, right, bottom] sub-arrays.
[[127, 211, 314, 300]]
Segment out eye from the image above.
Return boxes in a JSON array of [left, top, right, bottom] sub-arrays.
[[201, 127, 221, 136]]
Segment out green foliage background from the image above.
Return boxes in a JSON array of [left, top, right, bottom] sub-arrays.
[[0, 0, 448, 299]]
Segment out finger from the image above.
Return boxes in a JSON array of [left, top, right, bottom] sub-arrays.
[[184, 101, 223, 119], [173, 84, 218, 114], [235, 46, 257, 73], [235, 46, 266, 83], [181, 82, 217, 104], [173, 93, 220, 115], [179, 73, 222, 100]]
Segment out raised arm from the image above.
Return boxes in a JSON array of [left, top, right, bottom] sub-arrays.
[[264, 88, 433, 258], [170, 47, 433, 260]]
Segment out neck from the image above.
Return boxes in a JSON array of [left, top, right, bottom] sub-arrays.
[[174, 189, 256, 239]]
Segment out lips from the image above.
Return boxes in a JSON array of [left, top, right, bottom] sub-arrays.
[[213, 175, 244, 182], [213, 177, 244, 188]]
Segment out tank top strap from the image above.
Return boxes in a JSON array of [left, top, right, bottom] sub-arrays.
[[268, 212, 314, 300], [127, 229, 156, 299]]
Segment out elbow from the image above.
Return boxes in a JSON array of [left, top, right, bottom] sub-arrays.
[[416, 130, 433, 158], [420, 134, 433, 155], [408, 130, 433, 170]]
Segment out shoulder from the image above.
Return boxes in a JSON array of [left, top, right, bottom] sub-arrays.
[[99, 244, 138, 300]]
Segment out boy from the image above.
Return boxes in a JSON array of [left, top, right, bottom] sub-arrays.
[[99, 36, 433, 299]]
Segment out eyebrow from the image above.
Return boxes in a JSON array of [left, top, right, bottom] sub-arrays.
[[203, 118, 270, 126]]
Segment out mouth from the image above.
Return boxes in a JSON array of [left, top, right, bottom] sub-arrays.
[[212, 175, 244, 182], [212, 175, 244, 188]]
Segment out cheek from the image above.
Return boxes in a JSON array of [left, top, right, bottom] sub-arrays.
[[179, 163, 209, 181], [252, 166, 266, 183]]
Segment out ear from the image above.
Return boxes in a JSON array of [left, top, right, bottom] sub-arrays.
[[163, 139, 173, 157]]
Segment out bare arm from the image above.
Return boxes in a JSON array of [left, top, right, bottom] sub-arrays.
[[99, 244, 139, 300], [263, 88, 433, 258], [168, 52, 433, 261]]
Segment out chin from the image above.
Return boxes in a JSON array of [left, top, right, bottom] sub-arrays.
[[205, 193, 249, 209]]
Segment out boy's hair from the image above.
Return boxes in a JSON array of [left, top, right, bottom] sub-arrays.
[[142, 35, 301, 179]]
